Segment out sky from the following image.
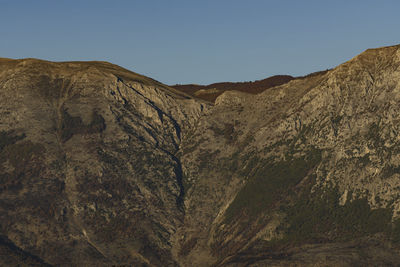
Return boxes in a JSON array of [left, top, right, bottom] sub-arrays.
[[1, 1, 399, 85]]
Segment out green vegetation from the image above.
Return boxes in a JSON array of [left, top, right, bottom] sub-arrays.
[[0, 131, 45, 192], [60, 109, 84, 142], [3, 141, 45, 170], [0, 131, 44, 170], [358, 153, 371, 166], [0, 131, 25, 151], [381, 164, 400, 179], [224, 148, 321, 223], [222, 140, 400, 246], [0, 235, 52, 266], [283, 188, 393, 242], [36, 76, 70, 100], [88, 111, 106, 133], [391, 219, 400, 243], [60, 109, 106, 142]]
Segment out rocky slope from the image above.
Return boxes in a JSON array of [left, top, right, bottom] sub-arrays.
[[0, 58, 207, 266], [1, 45, 400, 266]]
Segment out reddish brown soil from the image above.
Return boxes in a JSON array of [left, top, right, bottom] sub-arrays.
[[171, 75, 294, 102], [171, 70, 331, 102]]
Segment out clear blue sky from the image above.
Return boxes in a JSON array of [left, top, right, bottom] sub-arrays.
[[1, 1, 399, 85]]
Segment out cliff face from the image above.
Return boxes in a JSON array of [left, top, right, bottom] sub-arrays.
[[1, 45, 400, 267]]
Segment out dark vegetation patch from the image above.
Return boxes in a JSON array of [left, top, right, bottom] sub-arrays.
[[224, 148, 322, 223], [76, 168, 143, 242], [210, 123, 236, 142], [358, 153, 371, 166], [392, 219, 400, 243], [2, 141, 45, 170], [216, 129, 400, 255], [0, 235, 52, 267], [0, 131, 25, 151], [23, 188, 66, 220], [75, 145, 177, 266], [381, 164, 400, 179], [283, 187, 393, 243], [35, 75, 76, 100], [171, 75, 294, 102], [0, 131, 66, 255], [77, 142, 177, 248], [229, 185, 399, 262], [218, 140, 399, 259], [60, 109, 83, 141], [0, 131, 45, 192], [60, 109, 106, 142]]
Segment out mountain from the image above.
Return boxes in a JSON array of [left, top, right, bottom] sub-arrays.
[[1, 44, 400, 266], [171, 75, 294, 102], [0, 58, 207, 266]]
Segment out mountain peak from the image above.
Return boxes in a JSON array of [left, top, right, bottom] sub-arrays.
[[2, 45, 400, 266]]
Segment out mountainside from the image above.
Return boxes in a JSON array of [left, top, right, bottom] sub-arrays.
[[1, 45, 400, 266], [0, 58, 207, 266], [171, 75, 294, 102]]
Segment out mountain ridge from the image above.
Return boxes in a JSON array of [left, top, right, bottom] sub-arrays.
[[171, 75, 295, 102], [1, 44, 400, 266]]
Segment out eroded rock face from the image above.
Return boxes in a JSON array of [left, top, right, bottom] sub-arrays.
[[1, 45, 400, 267], [175, 45, 400, 266], [0, 59, 207, 266]]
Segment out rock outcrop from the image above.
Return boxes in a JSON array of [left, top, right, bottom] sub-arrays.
[[1, 45, 400, 266]]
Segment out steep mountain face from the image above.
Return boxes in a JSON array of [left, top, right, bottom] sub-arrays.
[[1, 45, 400, 267], [0, 58, 207, 266], [176, 45, 400, 266]]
